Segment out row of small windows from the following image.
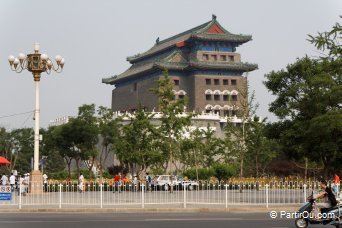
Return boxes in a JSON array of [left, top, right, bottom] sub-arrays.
[[206, 94, 238, 101], [201, 46, 233, 52], [174, 79, 237, 86], [202, 54, 234, 62], [206, 109, 238, 116], [206, 78, 237, 85], [205, 104, 239, 116]]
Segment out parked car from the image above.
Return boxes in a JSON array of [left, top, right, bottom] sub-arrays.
[[154, 175, 199, 191], [178, 177, 199, 191]]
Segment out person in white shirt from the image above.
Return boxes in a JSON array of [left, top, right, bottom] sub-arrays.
[[78, 173, 84, 193], [9, 173, 15, 192], [43, 173, 48, 192], [24, 173, 30, 193], [1, 173, 8, 186], [18, 175, 26, 196], [133, 175, 138, 192]]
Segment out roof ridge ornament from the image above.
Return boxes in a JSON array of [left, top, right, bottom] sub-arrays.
[[156, 37, 160, 44], [212, 14, 217, 21]]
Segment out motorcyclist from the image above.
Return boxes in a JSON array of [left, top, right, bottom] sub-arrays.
[[314, 179, 337, 218]]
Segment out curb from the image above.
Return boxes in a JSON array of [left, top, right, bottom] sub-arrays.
[[0, 207, 299, 213]]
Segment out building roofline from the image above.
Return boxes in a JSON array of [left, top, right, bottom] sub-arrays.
[[126, 16, 252, 63]]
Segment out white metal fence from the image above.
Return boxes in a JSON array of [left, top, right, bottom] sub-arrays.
[[0, 181, 339, 209]]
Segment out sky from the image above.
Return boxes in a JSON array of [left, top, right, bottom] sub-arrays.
[[0, 0, 341, 129]]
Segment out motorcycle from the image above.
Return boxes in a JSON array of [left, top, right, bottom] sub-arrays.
[[295, 192, 342, 228]]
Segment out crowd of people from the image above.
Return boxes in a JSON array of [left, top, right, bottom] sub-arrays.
[[0, 171, 340, 199], [76, 172, 154, 193], [0, 172, 49, 195], [111, 172, 154, 192]]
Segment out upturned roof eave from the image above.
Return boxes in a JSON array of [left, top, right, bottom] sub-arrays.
[[190, 61, 258, 72], [191, 34, 252, 44], [102, 77, 117, 85], [127, 34, 251, 63], [127, 18, 252, 63], [102, 61, 258, 85]]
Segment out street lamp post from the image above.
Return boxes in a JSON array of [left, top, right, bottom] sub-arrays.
[[8, 43, 64, 194]]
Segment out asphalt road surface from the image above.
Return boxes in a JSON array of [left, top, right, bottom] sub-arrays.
[[0, 212, 330, 228]]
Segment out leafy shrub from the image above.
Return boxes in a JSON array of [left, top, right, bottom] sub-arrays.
[[212, 163, 236, 181], [183, 167, 215, 180], [102, 170, 112, 179], [48, 170, 68, 180]]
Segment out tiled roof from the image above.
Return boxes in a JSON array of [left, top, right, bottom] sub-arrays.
[[103, 50, 189, 84], [192, 33, 251, 42], [189, 60, 258, 72], [102, 50, 258, 85], [127, 16, 251, 63], [102, 16, 256, 85], [102, 62, 155, 84]]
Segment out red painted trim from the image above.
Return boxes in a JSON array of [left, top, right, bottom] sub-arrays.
[[176, 41, 185, 47], [207, 24, 224, 34]]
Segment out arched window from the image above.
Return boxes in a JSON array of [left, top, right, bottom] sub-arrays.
[[213, 105, 222, 115], [177, 90, 187, 96], [213, 90, 221, 95], [230, 90, 238, 95], [222, 90, 230, 95], [205, 104, 213, 113], [205, 104, 213, 110], [223, 105, 231, 110], [204, 89, 213, 95]]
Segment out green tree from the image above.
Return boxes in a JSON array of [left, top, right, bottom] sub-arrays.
[[0, 128, 34, 174], [97, 106, 121, 178], [151, 70, 193, 174], [41, 127, 66, 175], [224, 77, 258, 178], [246, 117, 278, 177], [200, 125, 225, 167], [72, 104, 99, 177], [264, 21, 341, 177], [180, 129, 203, 180], [308, 20, 341, 60], [180, 125, 225, 180], [0, 127, 16, 172], [45, 104, 99, 178], [115, 106, 160, 176], [45, 125, 75, 177]]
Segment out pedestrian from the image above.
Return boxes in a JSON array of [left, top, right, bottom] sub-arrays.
[[78, 173, 84, 193], [9, 173, 15, 192], [19, 175, 26, 196], [334, 173, 340, 197], [133, 175, 138, 192], [122, 175, 128, 190], [145, 172, 151, 192], [122, 175, 128, 184], [1, 173, 8, 186], [24, 173, 30, 193], [151, 176, 157, 192], [43, 173, 48, 192], [113, 172, 121, 193], [23, 174, 29, 194]]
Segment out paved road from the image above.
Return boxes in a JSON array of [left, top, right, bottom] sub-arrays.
[[0, 212, 329, 228]]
